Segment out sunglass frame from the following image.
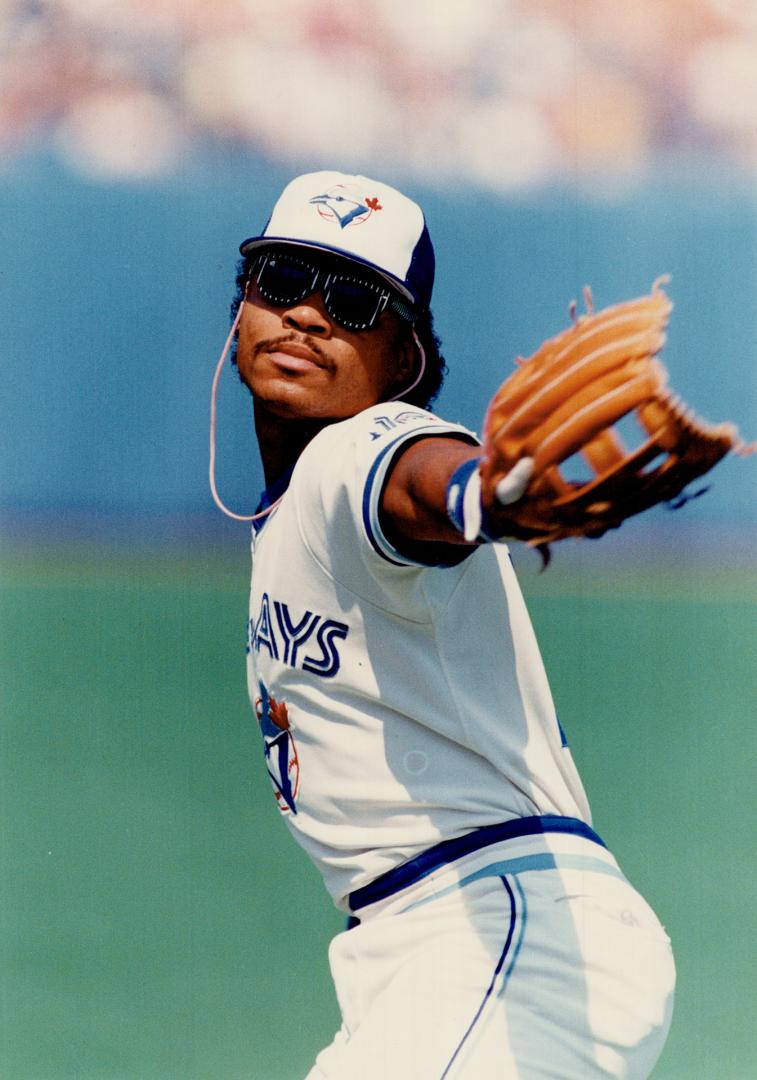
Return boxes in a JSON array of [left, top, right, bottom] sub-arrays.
[[251, 251, 412, 331]]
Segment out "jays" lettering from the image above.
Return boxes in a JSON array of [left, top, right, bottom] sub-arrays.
[[247, 593, 349, 678]]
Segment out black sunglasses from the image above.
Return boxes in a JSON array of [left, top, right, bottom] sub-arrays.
[[250, 250, 415, 331]]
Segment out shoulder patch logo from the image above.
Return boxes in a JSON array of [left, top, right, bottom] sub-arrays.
[[256, 681, 300, 814], [309, 183, 382, 229], [368, 411, 437, 439]]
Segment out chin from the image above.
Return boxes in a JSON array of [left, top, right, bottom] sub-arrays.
[[253, 375, 376, 421], [253, 383, 335, 421]]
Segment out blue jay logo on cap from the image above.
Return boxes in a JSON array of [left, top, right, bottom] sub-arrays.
[[309, 183, 383, 229]]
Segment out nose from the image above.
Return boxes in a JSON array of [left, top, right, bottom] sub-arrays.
[[282, 293, 333, 336]]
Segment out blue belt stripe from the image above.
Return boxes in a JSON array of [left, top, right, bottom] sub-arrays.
[[348, 815, 605, 912]]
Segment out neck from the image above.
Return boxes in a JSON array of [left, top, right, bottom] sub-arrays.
[[253, 399, 330, 486]]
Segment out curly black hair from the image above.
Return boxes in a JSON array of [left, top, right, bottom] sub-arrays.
[[229, 256, 447, 409]]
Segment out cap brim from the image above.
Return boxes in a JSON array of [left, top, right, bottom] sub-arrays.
[[238, 236, 417, 306]]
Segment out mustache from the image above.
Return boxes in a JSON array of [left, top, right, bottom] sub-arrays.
[[254, 332, 330, 367]]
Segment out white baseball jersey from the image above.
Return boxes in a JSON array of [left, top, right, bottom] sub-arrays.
[[246, 401, 592, 911]]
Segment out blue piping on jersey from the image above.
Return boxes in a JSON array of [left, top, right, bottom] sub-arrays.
[[361, 426, 480, 567], [361, 430, 430, 565], [439, 876, 518, 1079], [347, 815, 606, 911], [501, 875, 528, 991]]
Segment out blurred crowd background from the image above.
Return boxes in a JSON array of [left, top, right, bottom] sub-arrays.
[[3, 0, 756, 191], [1, 0, 755, 530]]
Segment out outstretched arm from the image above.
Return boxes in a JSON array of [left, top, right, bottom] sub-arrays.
[[382, 281, 748, 564], [381, 437, 481, 548], [380, 436, 533, 559]]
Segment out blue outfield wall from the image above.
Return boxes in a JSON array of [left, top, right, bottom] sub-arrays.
[[1, 155, 755, 524]]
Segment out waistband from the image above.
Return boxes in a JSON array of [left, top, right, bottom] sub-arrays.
[[347, 815, 605, 913]]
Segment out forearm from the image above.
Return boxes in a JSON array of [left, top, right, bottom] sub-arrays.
[[381, 437, 482, 547]]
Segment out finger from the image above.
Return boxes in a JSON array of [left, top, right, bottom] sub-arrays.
[[495, 457, 535, 505]]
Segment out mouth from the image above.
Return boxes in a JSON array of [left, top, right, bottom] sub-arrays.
[[264, 338, 328, 374]]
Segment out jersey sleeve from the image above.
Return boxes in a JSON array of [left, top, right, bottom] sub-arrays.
[[290, 403, 479, 581]]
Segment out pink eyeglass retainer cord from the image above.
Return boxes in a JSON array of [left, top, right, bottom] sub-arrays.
[[209, 298, 427, 523]]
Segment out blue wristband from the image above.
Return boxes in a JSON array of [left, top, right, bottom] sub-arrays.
[[446, 456, 535, 544], [445, 458, 500, 543]]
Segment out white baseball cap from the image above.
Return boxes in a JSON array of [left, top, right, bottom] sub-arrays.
[[239, 170, 435, 309]]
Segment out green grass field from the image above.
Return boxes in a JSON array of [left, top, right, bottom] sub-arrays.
[[1, 540, 755, 1079]]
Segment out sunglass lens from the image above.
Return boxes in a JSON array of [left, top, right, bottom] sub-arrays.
[[324, 276, 387, 331], [256, 254, 318, 306]]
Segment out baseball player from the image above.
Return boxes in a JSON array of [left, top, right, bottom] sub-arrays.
[[212, 171, 676, 1078]]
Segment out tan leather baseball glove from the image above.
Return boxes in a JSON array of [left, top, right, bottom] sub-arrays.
[[480, 278, 752, 559]]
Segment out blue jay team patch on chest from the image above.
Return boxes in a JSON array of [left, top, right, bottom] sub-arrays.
[[256, 681, 300, 815]]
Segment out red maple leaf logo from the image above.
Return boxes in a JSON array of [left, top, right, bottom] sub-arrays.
[[267, 694, 291, 731], [365, 196, 382, 211]]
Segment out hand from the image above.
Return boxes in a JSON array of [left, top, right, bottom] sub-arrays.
[[458, 457, 535, 543]]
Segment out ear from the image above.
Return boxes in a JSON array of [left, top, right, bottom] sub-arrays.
[[386, 328, 417, 398]]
